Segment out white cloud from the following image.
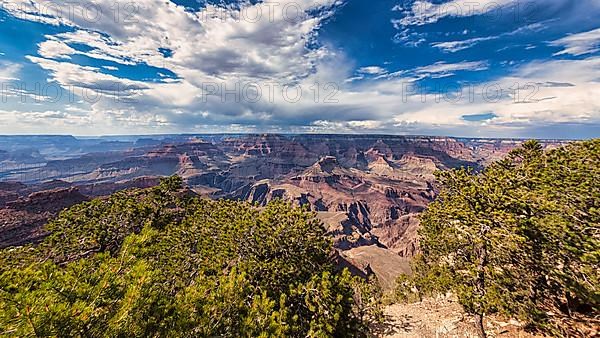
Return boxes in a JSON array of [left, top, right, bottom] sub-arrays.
[[551, 28, 600, 56], [431, 21, 548, 53], [363, 60, 488, 81], [1, 56, 599, 136], [0, 62, 22, 81], [3, 0, 341, 80], [358, 66, 387, 75], [0, 0, 344, 132], [0, 109, 93, 134], [395, 0, 516, 27], [283, 57, 600, 137], [38, 39, 76, 59], [309, 119, 383, 132], [26, 56, 149, 98], [391, 57, 600, 128], [0, 0, 599, 137], [392, 28, 427, 47], [432, 36, 497, 52], [413, 61, 488, 77]]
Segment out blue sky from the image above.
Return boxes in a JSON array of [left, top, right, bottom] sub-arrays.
[[0, 0, 599, 138]]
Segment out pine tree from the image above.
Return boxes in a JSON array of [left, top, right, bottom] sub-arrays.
[[0, 176, 380, 337], [410, 140, 599, 337]]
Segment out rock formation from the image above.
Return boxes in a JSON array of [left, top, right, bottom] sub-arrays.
[[0, 134, 569, 283]]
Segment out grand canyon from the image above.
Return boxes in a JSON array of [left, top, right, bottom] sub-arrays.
[[1, 0, 599, 336], [0, 134, 567, 287]]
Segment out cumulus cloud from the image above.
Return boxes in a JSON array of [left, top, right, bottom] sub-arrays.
[[5, 0, 340, 79], [275, 56, 600, 137], [37, 39, 76, 59], [0, 0, 599, 137], [393, 57, 600, 128], [1, 55, 600, 136], [26, 56, 149, 97], [0, 0, 345, 131]]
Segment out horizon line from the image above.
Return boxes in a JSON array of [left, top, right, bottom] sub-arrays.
[[0, 132, 587, 141]]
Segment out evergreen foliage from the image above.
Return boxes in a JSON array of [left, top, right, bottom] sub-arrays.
[[0, 176, 376, 337], [395, 139, 599, 337]]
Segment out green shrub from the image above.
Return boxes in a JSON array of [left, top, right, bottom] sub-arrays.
[[398, 140, 599, 337], [0, 177, 376, 337]]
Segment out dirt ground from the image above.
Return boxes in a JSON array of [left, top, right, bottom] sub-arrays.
[[374, 298, 542, 338]]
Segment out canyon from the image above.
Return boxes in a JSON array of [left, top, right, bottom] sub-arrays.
[[0, 134, 567, 285]]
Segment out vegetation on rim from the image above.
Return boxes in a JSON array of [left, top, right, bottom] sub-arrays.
[[1, 139, 598, 337], [0, 176, 382, 337], [395, 139, 599, 337]]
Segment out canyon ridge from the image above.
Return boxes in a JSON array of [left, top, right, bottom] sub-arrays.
[[0, 134, 567, 287]]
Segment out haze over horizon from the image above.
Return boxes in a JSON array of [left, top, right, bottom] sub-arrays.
[[0, 132, 589, 141], [1, 0, 600, 138]]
